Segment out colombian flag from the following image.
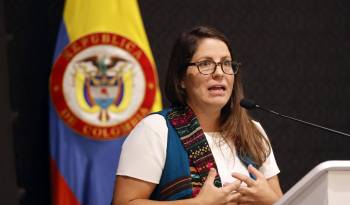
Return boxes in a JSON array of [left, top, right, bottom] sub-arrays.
[[49, 1, 162, 205]]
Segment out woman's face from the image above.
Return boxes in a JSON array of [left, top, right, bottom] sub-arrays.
[[181, 38, 234, 111]]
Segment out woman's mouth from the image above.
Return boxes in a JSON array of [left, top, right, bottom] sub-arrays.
[[208, 85, 226, 95]]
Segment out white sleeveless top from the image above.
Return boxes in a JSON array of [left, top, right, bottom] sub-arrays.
[[117, 114, 280, 185]]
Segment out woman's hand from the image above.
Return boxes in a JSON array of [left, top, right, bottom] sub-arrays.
[[231, 165, 280, 205], [195, 168, 241, 205]]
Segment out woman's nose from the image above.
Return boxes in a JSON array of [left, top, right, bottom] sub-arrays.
[[212, 64, 224, 78]]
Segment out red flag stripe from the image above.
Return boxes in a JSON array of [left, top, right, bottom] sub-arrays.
[[50, 158, 81, 205]]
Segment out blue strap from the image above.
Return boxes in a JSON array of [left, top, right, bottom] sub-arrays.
[[237, 154, 259, 180]]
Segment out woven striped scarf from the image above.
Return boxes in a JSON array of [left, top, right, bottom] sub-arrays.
[[167, 106, 222, 197]]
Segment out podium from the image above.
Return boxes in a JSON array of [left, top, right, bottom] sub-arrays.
[[276, 161, 350, 205]]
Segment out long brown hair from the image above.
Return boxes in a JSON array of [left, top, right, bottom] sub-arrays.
[[165, 25, 271, 166]]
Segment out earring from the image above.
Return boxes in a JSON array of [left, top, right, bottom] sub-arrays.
[[180, 82, 185, 89]]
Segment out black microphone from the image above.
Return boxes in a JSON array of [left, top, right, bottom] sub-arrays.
[[240, 98, 350, 137]]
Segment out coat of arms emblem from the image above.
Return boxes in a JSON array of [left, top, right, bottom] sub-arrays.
[[50, 33, 157, 139]]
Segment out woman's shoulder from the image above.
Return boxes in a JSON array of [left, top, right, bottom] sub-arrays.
[[140, 111, 168, 130], [122, 111, 169, 155], [251, 120, 270, 142], [127, 111, 168, 140], [251, 120, 262, 127], [252, 120, 265, 132], [117, 111, 169, 183]]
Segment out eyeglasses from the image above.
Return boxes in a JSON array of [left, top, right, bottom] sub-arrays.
[[187, 60, 241, 75]]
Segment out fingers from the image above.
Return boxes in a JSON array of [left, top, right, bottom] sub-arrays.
[[222, 180, 241, 193], [236, 186, 250, 195], [247, 164, 264, 179], [227, 192, 241, 202], [231, 172, 256, 187], [204, 168, 217, 185], [238, 195, 255, 204]]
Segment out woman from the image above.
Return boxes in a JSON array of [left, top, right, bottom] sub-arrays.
[[113, 26, 283, 205]]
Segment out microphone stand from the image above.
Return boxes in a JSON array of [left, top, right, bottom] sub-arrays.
[[243, 99, 350, 138]]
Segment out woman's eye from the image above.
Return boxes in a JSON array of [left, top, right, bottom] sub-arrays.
[[199, 61, 212, 67], [223, 61, 232, 67]]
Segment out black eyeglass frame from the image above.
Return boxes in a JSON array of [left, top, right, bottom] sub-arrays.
[[187, 60, 241, 75]]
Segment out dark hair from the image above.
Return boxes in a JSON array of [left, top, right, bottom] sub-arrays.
[[165, 25, 271, 166]]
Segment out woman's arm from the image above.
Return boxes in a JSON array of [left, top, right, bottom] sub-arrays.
[[113, 168, 242, 205]]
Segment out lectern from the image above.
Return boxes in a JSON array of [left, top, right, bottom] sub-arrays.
[[276, 161, 350, 205]]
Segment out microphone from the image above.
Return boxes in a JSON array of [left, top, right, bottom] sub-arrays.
[[240, 98, 350, 137]]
